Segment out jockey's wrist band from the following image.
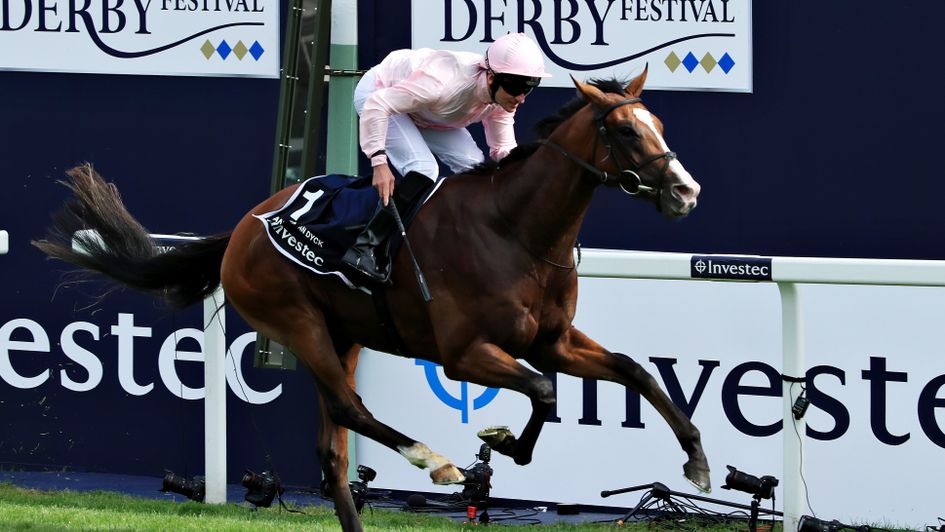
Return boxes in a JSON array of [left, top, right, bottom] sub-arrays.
[[370, 150, 387, 167]]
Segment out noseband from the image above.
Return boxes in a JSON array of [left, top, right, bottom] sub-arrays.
[[541, 97, 676, 204]]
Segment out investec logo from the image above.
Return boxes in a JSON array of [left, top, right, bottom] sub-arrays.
[[691, 255, 772, 281], [416, 360, 499, 424]]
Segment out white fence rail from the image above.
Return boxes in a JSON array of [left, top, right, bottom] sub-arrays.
[[577, 248, 945, 531], [64, 231, 945, 522], [1, 230, 8, 255]]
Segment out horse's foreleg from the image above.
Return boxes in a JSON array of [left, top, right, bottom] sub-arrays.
[[442, 342, 555, 466], [531, 327, 711, 492]]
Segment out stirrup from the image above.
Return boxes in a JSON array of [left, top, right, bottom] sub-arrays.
[[342, 250, 389, 282]]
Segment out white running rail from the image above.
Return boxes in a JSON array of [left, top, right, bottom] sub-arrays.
[[0, 230, 8, 255], [577, 248, 945, 531]]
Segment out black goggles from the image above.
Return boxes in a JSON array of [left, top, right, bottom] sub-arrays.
[[494, 73, 541, 97]]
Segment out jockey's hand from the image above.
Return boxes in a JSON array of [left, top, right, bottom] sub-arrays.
[[372, 164, 396, 206]]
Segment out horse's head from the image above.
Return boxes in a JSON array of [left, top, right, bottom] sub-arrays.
[[568, 68, 701, 217]]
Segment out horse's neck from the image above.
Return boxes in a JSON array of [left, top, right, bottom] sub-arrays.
[[496, 127, 598, 260]]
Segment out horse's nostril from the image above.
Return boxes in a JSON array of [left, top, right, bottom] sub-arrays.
[[673, 183, 700, 202]]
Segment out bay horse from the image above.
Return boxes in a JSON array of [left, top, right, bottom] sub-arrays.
[[35, 68, 706, 531]]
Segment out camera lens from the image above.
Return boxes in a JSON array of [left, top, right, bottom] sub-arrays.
[[357, 465, 376, 482], [721, 465, 778, 500], [241, 471, 260, 490], [478, 444, 491, 463], [160, 472, 205, 502]]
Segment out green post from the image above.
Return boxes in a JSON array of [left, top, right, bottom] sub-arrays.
[[325, 1, 360, 176], [325, 0, 361, 481]]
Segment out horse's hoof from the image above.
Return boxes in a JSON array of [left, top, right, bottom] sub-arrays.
[[477, 425, 512, 441], [477, 425, 517, 455], [430, 463, 465, 485], [683, 461, 711, 493]]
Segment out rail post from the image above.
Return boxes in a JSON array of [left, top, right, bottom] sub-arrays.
[[778, 282, 805, 532]]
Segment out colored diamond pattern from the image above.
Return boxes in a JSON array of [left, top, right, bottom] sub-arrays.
[[200, 39, 266, 61], [200, 40, 215, 59], [233, 40, 248, 60], [700, 52, 717, 73], [249, 41, 265, 61], [216, 40, 232, 59], [667, 51, 735, 75], [664, 51, 681, 72]]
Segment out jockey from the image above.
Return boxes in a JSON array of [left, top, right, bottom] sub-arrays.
[[342, 32, 551, 281]]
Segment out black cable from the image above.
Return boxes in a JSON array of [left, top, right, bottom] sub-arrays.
[[484, 508, 543, 524], [214, 317, 297, 515], [790, 381, 817, 517]]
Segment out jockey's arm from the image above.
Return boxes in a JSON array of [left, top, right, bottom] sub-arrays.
[[483, 108, 517, 161], [360, 77, 444, 205]]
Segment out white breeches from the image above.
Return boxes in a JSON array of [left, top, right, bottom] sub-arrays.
[[354, 69, 485, 181]]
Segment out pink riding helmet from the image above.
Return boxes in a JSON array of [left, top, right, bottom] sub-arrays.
[[483, 33, 552, 78]]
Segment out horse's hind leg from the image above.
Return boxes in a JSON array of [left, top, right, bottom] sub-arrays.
[[284, 312, 466, 488], [222, 224, 463, 498], [531, 327, 711, 492], [316, 343, 361, 532]]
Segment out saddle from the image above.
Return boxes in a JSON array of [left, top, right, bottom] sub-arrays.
[[254, 173, 436, 291]]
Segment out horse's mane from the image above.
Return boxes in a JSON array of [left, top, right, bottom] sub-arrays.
[[465, 77, 629, 176]]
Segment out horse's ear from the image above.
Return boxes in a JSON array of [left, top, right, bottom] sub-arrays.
[[626, 64, 649, 98], [570, 74, 608, 105]]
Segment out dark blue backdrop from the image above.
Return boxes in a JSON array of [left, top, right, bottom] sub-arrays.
[[2, 1, 944, 488], [361, 2, 945, 260]]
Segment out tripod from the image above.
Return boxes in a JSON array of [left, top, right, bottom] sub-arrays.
[[746, 493, 766, 532], [601, 482, 684, 523], [601, 481, 783, 526]]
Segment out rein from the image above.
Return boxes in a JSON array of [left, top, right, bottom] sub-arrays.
[[540, 97, 677, 205]]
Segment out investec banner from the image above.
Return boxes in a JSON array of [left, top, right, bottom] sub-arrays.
[[0, 0, 278, 77], [356, 279, 944, 529], [412, 0, 752, 92]]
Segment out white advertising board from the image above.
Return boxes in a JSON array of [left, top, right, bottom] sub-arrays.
[[0, 0, 279, 77], [355, 278, 945, 529], [412, 0, 752, 92]]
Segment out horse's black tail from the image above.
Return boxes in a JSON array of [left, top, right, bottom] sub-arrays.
[[32, 164, 231, 309]]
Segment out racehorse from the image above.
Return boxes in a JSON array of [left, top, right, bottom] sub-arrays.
[[34, 68, 706, 531]]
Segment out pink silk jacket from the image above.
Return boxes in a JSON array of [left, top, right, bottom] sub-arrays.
[[359, 48, 517, 167]]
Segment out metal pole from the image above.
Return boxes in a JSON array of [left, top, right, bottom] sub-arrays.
[[779, 282, 804, 531], [203, 286, 227, 504], [326, 0, 360, 483], [324, 0, 359, 175], [269, 0, 306, 195], [300, 0, 332, 179]]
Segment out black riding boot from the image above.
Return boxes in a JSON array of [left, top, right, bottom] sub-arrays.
[[342, 171, 434, 281], [342, 201, 396, 281]]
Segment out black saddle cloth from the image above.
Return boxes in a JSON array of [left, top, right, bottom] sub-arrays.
[[254, 173, 434, 290]]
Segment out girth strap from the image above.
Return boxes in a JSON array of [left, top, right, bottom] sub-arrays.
[[371, 287, 413, 357]]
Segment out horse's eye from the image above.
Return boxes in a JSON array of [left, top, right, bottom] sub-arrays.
[[617, 125, 637, 138]]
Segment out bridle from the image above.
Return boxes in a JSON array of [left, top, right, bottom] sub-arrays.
[[491, 96, 677, 270], [540, 97, 677, 208]]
